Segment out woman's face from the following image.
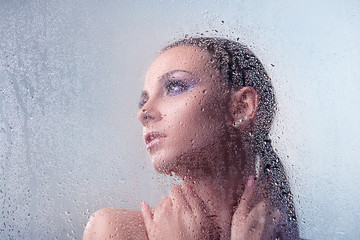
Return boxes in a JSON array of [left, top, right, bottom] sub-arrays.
[[138, 46, 231, 175]]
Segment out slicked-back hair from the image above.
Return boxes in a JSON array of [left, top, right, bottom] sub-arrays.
[[163, 37, 300, 239]]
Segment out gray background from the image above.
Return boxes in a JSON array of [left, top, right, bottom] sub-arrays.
[[0, 0, 359, 239]]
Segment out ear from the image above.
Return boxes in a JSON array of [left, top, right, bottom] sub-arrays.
[[229, 86, 259, 127]]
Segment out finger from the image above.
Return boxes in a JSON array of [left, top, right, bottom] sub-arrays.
[[235, 175, 256, 218], [243, 201, 267, 240], [262, 209, 282, 240], [183, 183, 208, 219], [249, 200, 267, 227], [268, 208, 281, 226], [159, 196, 172, 209], [141, 200, 153, 230], [182, 183, 219, 239], [153, 197, 172, 222], [170, 185, 191, 213], [246, 202, 281, 240], [170, 185, 197, 238]]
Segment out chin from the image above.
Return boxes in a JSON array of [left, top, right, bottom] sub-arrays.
[[151, 148, 210, 178], [151, 157, 176, 175], [150, 148, 192, 176], [149, 149, 174, 174]]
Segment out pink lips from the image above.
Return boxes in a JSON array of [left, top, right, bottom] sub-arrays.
[[144, 131, 166, 151]]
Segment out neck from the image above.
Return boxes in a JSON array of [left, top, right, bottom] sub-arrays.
[[181, 139, 258, 239], [182, 176, 238, 239]]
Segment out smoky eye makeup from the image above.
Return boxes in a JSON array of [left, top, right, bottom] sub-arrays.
[[161, 70, 198, 96]]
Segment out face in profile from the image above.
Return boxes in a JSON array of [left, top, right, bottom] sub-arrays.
[[138, 46, 232, 176]]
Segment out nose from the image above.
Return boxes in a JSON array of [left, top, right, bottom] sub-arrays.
[[137, 103, 161, 126]]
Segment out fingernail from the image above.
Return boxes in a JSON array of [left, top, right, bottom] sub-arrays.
[[247, 175, 255, 188]]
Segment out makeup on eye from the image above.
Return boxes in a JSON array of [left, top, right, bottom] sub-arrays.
[[162, 70, 198, 96], [138, 70, 198, 109], [164, 79, 190, 95], [138, 91, 149, 109]]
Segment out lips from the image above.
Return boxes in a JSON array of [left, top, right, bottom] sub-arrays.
[[144, 131, 166, 151]]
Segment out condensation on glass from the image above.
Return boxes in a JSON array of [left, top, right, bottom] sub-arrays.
[[0, 1, 359, 239]]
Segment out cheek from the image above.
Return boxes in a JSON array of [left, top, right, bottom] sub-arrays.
[[152, 90, 228, 174], [195, 93, 228, 144], [164, 90, 227, 146]]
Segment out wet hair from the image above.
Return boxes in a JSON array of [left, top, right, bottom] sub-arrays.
[[163, 37, 299, 238]]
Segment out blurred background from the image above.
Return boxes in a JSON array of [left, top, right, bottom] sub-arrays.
[[0, 0, 359, 239]]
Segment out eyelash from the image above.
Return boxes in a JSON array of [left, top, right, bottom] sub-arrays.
[[139, 77, 192, 108], [165, 80, 190, 95], [138, 95, 148, 108]]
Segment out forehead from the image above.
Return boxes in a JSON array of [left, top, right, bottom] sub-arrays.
[[145, 46, 221, 85]]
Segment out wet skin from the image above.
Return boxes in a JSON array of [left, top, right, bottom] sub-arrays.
[[138, 46, 232, 177], [137, 46, 265, 239], [83, 46, 284, 240]]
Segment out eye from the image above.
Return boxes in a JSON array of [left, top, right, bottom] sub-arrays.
[[165, 80, 189, 95], [138, 92, 148, 108]]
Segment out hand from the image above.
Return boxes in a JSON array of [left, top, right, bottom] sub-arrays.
[[231, 176, 281, 240], [141, 185, 219, 240]]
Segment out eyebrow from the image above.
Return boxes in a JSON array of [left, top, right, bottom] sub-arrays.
[[158, 69, 194, 82]]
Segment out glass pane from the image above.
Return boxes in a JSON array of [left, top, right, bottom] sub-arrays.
[[0, 1, 359, 239]]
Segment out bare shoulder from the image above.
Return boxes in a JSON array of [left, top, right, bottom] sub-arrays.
[[83, 207, 147, 240]]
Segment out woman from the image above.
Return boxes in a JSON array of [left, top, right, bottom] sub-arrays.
[[83, 37, 300, 240]]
